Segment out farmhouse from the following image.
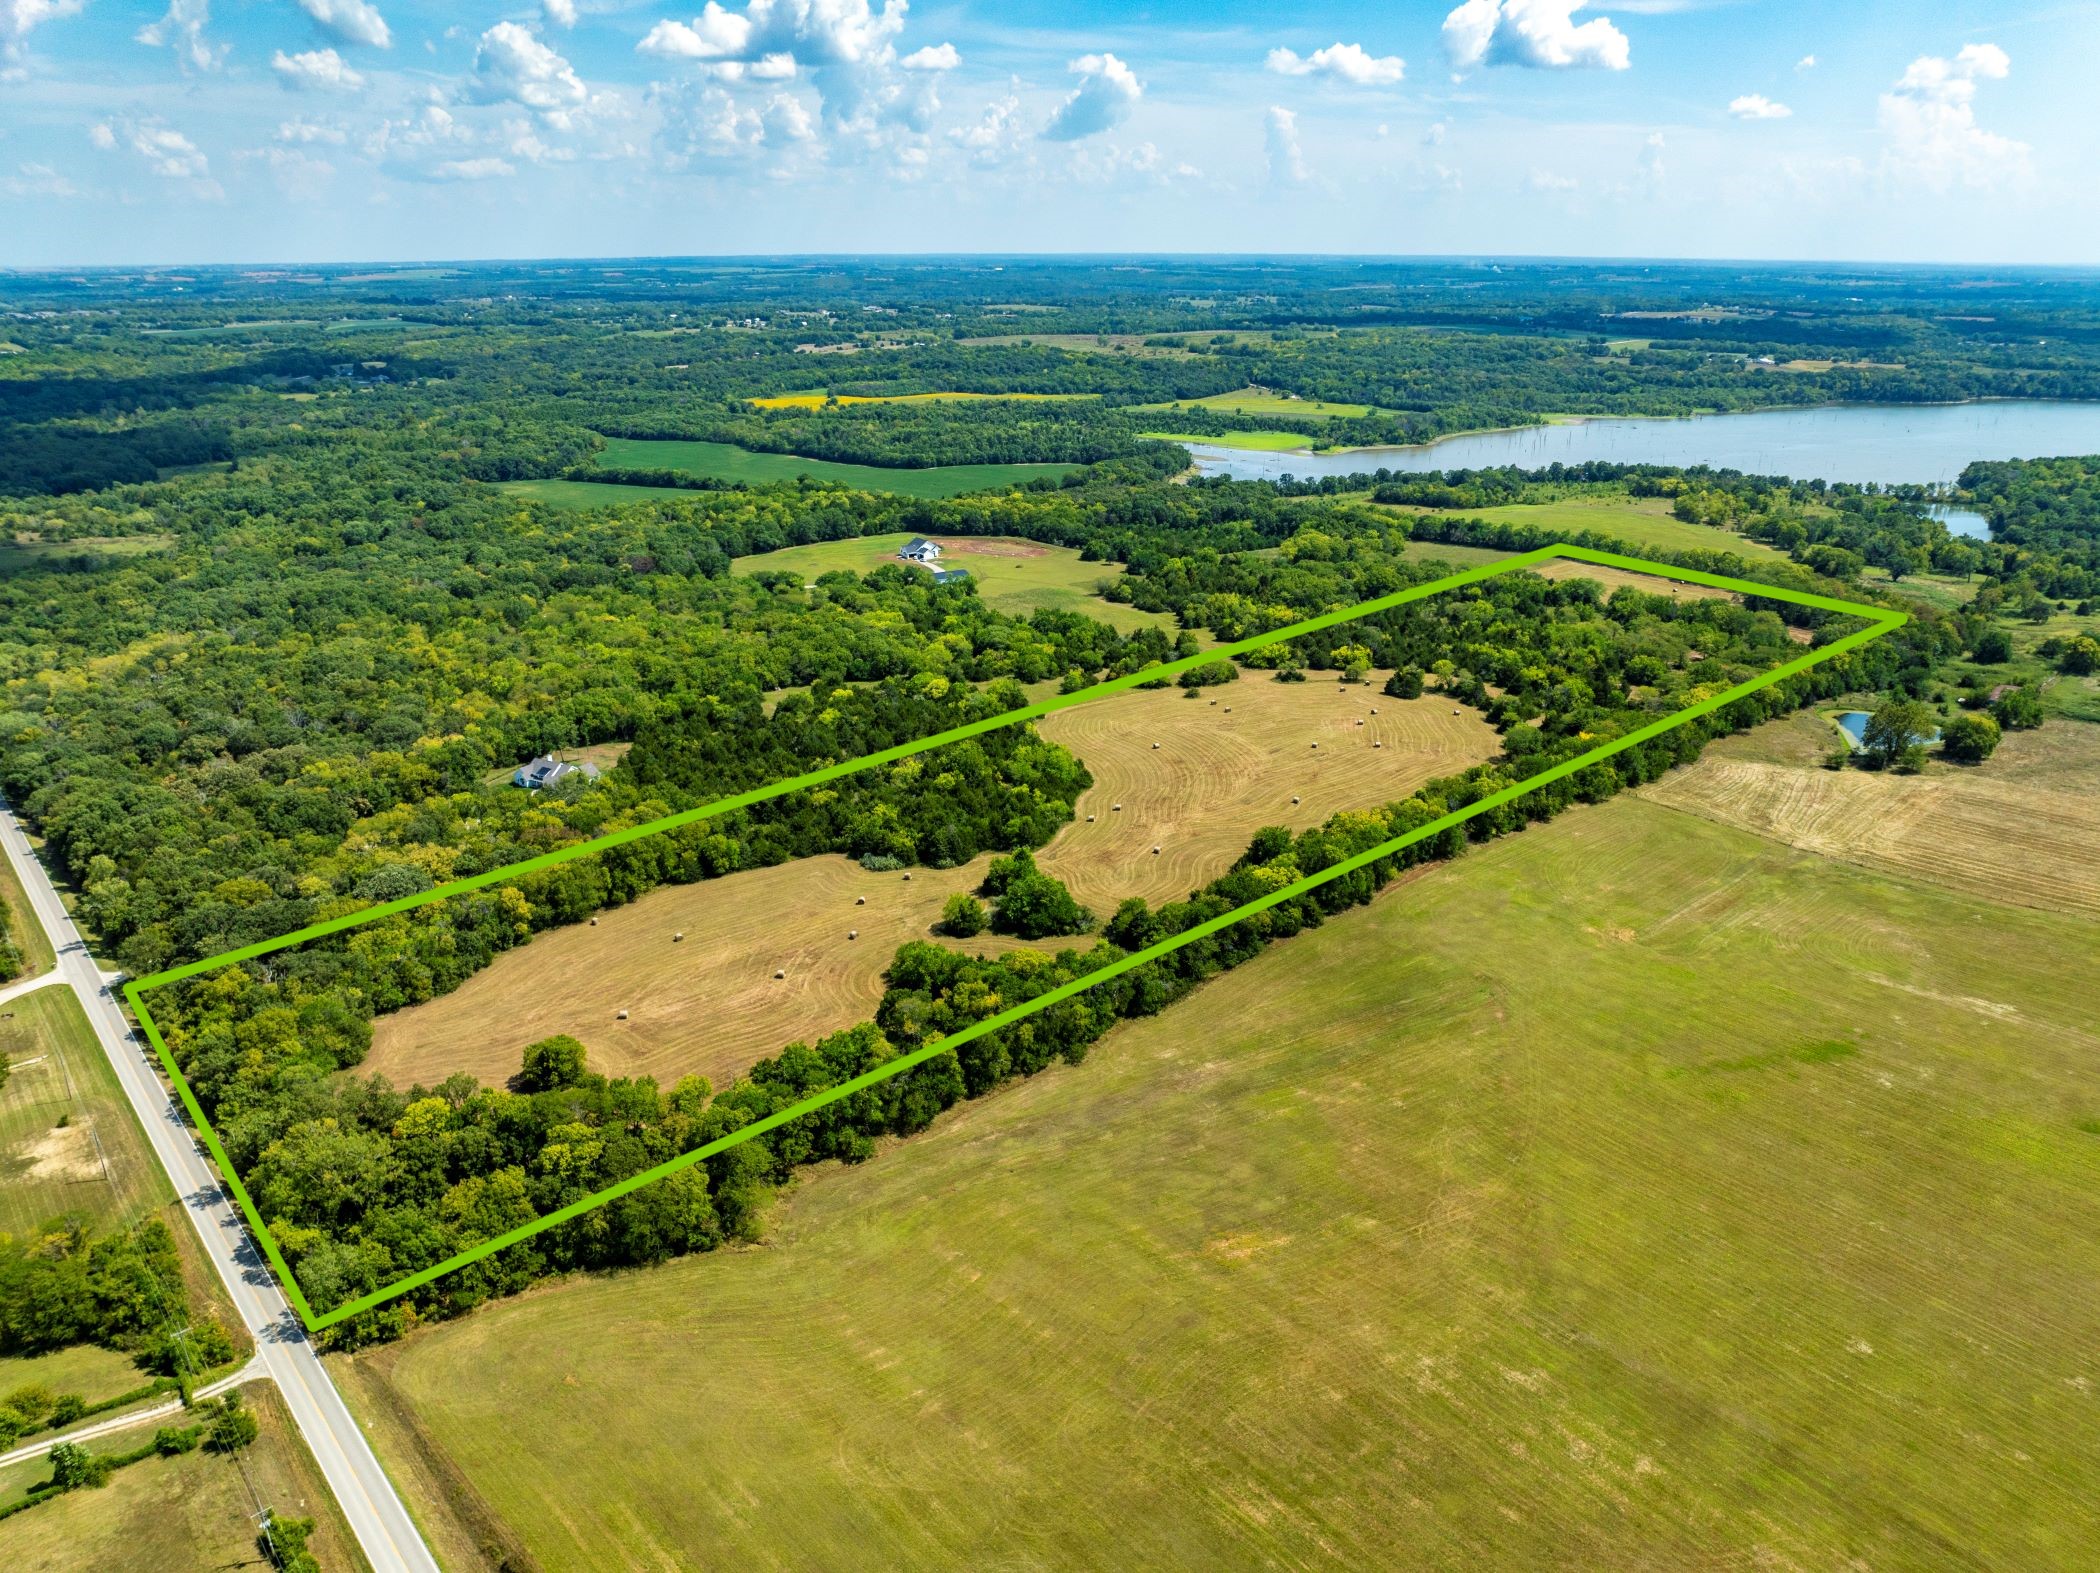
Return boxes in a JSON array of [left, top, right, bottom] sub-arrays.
[[897, 537, 943, 564], [513, 755, 601, 790]]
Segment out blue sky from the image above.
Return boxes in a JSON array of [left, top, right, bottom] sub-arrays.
[[2, 0, 2096, 266]]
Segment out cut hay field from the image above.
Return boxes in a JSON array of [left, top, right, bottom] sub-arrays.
[[1033, 680, 1497, 911], [363, 852, 1058, 1096], [365, 678, 1498, 1094], [0, 1384, 368, 1573], [590, 438, 1081, 499], [1642, 715, 2100, 917], [335, 793, 2100, 1571], [730, 531, 1180, 637]]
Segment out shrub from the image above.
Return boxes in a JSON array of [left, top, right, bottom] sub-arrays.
[[1383, 667, 1425, 699], [1990, 686, 2045, 731], [1970, 626, 2014, 664], [936, 893, 987, 938], [1940, 712, 2001, 763], [990, 871, 1094, 939], [858, 853, 905, 872], [518, 1035, 588, 1092]]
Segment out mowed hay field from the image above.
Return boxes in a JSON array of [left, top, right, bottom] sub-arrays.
[[336, 794, 2100, 1571], [365, 853, 1056, 1095], [1413, 495, 1789, 562], [732, 531, 1181, 638], [1034, 678, 1498, 910], [1643, 715, 2100, 916], [0, 1385, 368, 1573]]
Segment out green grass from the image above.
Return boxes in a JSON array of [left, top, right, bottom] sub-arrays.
[[0, 1342, 145, 1412], [337, 792, 2100, 1570], [0, 536, 174, 575], [1414, 497, 1788, 561], [1135, 385, 1388, 419], [1139, 428, 1320, 452], [0, 988, 168, 1237], [590, 438, 1081, 498], [0, 852, 54, 979], [730, 532, 1181, 638]]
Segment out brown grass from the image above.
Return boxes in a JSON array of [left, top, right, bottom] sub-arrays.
[[365, 854, 1053, 1095], [1034, 680, 1497, 910], [1641, 718, 2100, 916]]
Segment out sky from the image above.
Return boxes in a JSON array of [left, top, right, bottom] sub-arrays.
[[2, 0, 2097, 267]]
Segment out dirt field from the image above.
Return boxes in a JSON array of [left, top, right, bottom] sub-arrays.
[[1641, 716, 2100, 916], [364, 853, 1056, 1095], [1034, 679, 1498, 910]]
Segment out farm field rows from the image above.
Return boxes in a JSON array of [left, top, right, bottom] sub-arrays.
[[729, 530, 1181, 637], [334, 793, 2100, 1571], [593, 437, 1081, 497], [1641, 715, 2100, 915], [364, 681, 1500, 1094]]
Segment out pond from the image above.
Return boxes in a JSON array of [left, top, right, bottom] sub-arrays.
[[1835, 711, 1942, 751], [1180, 399, 2100, 488], [1926, 503, 1992, 540]]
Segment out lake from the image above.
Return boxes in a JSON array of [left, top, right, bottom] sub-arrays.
[[1180, 400, 2100, 488]]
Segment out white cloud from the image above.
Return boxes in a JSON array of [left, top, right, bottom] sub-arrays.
[[544, 0, 576, 28], [273, 47, 365, 92], [1636, 128, 1664, 192], [640, 0, 921, 134], [1043, 52, 1141, 142], [1529, 169, 1578, 192], [432, 156, 515, 180], [277, 117, 349, 144], [900, 41, 957, 71], [2, 0, 87, 66], [2, 161, 80, 198], [1265, 104, 1309, 185], [1265, 42, 1404, 86], [703, 52, 796, 82], [949, 91, 1023, 163], [1729, 93, 1790, 121], [1423, 119, 1449, 146], [1878, 42, 2028, 191], [1796, 54, 1815, 70], [136, 0, 225, 73], [295, 0, 391, 49], [1442, 0, 1629, 72], [653, 80, 818, 171], [88, 121, 117, 150], [91, 118, 222, 195], [469, 22, 588, 127], [243, 145, 336, 201]]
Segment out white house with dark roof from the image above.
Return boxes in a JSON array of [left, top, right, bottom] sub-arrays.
[[513, 755, 601, 790], [898, 537, 942, 564]]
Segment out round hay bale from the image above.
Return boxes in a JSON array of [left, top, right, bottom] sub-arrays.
[[1292, 796, 1301, 805], [774, 969, 785, 979], [616, 1009, 628, 1021], [856, 896, 866, 905], [1370, 707, 1379, 714], [849, 930, 858, 940], [589, 917, 598, 927], [902, 873, 912, 881], [1113, 803, 1123, 812], [1087, 815, 1096, 823], [673, 932, 684, 942], [1374, 741, 1383, 749], [1152, 742, 1160, 750], [1151, 846, 1161, 855]]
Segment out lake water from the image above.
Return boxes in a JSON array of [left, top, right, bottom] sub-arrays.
[[1181, 400, 2100, 488], [1926, 504, 1992, 540], [1835, 711, 1942, 750]]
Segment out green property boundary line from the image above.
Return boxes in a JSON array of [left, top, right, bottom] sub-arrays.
[[121, 543, 1906, 1331]]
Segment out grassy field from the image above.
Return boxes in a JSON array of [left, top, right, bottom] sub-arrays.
[[1137, 385, 1387, 419], [1402, 495, 1788, 562], [0, 535, 174, 575], [1642, 713, 2100, 917], [730, 531, 1180, 637], [336, 790, 2100, 1570], [0, 1384, 371, 1573], [1034, 680, 1496, 911], [0, 987, 166, 1238], [365, 852, 1059, 1096], [593, 437, 1080, 498], [0, 851, 53, 979], [0, 1342, 144, 1411], [1140, 428, 1321, 451], [747, 391, 1096, 409], [365, 681, 1495, 1094]]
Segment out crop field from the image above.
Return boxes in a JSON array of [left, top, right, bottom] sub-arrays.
[[746, 390, 1096, 408], [334, 794, 2100, 1571], [364, 852, 1059, 1096], [0, 986, 164, 1237], [0, 1385, 368, 1572], [590, 438, 1082, 498], [1032, 680, 1498, 910], [1642, 715, 2100, 916], [730, 531, 1180, 636]]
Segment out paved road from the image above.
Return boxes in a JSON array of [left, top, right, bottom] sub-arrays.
[[0, 799, 440, 1573], [0, 1357, 266, 1470]]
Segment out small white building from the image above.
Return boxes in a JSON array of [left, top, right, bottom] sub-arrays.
[[898, 537, 943, 564]]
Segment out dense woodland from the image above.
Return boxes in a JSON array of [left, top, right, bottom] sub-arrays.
[[2, 260, 2096, 1342]]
